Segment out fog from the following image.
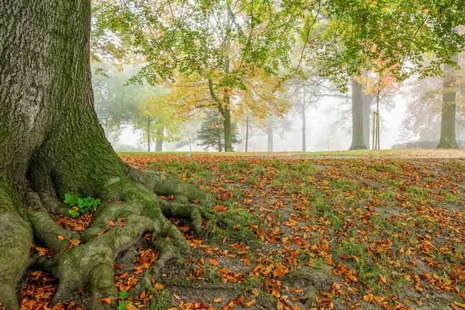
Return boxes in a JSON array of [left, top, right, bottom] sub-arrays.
[[113, 89, 409, 152]]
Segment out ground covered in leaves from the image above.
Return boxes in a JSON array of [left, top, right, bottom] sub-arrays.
[[11, 151, 465, 310]]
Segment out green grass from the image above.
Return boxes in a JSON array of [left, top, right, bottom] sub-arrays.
[[120, 152, 465, 309]]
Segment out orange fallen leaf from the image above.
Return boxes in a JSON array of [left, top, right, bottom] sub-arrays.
[[209, 258, 219, 266], [99, 297, 111, 304], [70, 239, 81, 246], [243, 300, 256, 307], [213, 205, 227, 212], [57, 235, 66, 241]]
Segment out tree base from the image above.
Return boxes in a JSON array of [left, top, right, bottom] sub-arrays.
[[0, 167, 210, 310]]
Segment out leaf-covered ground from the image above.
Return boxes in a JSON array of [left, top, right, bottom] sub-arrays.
[[12, 151, 465, 310]]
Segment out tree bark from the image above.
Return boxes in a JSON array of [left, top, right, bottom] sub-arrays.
[[223, 104, 233, 152], [350, 77, 368, 150], [155, 127, 164, 152], [437, 57, 459, 149], [0, 1, 206, 309]]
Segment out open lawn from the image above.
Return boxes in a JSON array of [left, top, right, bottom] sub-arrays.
[[18, 151, 464, 310]]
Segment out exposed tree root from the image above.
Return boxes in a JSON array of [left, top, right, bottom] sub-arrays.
[[0, 183, 33, 310], [0, 166, 210, 310]]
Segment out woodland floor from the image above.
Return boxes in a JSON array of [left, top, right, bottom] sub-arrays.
[[9, 150, 465, 310]]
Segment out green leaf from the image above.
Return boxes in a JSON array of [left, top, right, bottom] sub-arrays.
[[118, 290, 129, 299], [68, 209, 79, 218], [64, 193, 78, 206]]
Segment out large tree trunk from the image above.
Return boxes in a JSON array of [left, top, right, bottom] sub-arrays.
[[437, 58, 459, 149], [349, 77, 369, 150], [0, 1, 205, 309]]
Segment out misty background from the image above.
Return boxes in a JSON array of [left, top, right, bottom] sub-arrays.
[[92, 64, 464, 152]]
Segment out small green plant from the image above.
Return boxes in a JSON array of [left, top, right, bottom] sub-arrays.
[[117, 290, 133, 310], [64, 193, 101, 218]]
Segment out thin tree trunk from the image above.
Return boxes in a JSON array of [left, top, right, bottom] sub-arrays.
[[218, 121, 223, 152], [155, 127, 164, 152], [376, 94, 380, 150], [245, 114, 249, 152], [362, 91, 372, 148], [147, 116, 152, 152], [438, 56, 459, 149], [302, 90, 307, 152], [223, 104, 233, 152], [350, 77, 368, 150], [266, 117, 274, 152]]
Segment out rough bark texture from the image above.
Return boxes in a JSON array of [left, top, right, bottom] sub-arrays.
[[0, 1, 205, 309], [437, 59, 459, 149], [349, 77, 369, 150]]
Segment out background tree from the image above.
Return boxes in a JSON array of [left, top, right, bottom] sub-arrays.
[[92, 0, 317, 151], [400, 64, 465, 147], [349, 76, 373, 150], [355, 57, 399, 150], [438, 55, 460, 148], [197, 110, 240, 151], [133, 91, 185, 152], [92, 64, 141, 143]]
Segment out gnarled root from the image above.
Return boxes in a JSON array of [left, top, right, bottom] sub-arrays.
[[0, 163, 210, 309], [0, 184, 33, 310]]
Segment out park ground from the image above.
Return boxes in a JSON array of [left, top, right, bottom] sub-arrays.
[[12, 150, 465, 309]]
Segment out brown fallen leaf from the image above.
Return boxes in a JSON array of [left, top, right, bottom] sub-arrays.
[[99, 297, 112, 304]]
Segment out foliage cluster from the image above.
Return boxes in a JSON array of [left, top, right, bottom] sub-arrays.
[[64, 193, 101, 218]]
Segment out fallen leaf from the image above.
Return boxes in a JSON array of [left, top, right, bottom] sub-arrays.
[[99, 297, 111, 304], [209, 258, 219, 266]]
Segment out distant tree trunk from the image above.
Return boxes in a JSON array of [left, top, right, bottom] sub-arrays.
[[437, 57, 459, 149], [245, 114, 249, 152], [146, 116, 152, 152], [302, 91, 307, 152], [362, 92, 372, 148], [223, 104, 233, 152], [350, 77, 368, 150], [218, 123, 223, 152], [266, 118, 274, 152], [155, 127, 164, 152]]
